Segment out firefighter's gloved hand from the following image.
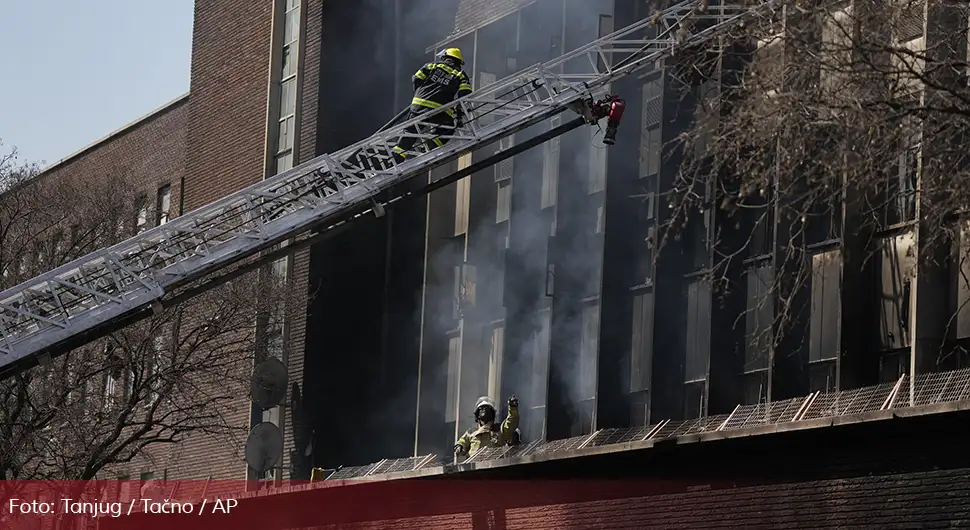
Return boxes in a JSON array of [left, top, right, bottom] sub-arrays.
[[453, 444, 464, 456], [508, 395, 518, 408]]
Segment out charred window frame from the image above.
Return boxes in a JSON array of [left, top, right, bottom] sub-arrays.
[[888, 139, 919, 227], [641, 75, 663, 179], [579, 300, 600, 403], [541, 115, 561, 209], [487, 323, 505, 401], [809, 249, 841, 389], [495, 136, 513, 224], [955, 220, 970, 340], [893, 0, 925, 43], [496, 179, 512, 224], [878, 232, 915, 351], [635, 177, 657, 288], [445, 333, 462, 424], [742, 263, 773, 404], [588, 129, 607, 194], [455, 154, 472, 236], [630, 289, 654, 403], [525, 308, 552, 443], [683, 275, 710, 418], [684, 277, 711, 419]]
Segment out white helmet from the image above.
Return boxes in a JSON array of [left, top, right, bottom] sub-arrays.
[[474, 396, 496, 412]]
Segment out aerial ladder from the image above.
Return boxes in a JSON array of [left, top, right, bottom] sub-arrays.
[[0, 0, 784, 379]]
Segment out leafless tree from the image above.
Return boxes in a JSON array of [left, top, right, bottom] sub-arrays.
[[654, 0, 970, 379], [0, 141, 303, 491]]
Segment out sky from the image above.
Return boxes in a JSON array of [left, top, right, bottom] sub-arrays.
[[0, 1, 194, 167]]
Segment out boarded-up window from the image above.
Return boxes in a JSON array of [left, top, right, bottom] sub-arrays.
[[496, 180, 512, 223], [588, 131, 607, 194], [685, 280, 711, 383], [810, 250, 841, 362], [893, 0, 924, 42], [887, 142, 918, 226], [630, 292, 654, 392], [454, 154, 472, 236], [488, 325, 505, 401], [580, 302, 600, 401], [445, 336, 461, 422], [545, 262, 555, 297], [820, 6, 854, 94], [642, 128, 662, 178], [957, 222, 970, 338], [496, 135, 515, 182], [452, 265, 461, 319], [878, 232, 915, 350], [744, 265, 774, 373], [641, 76, 663, 178], [533, 310, 552, 407], [636, 194, 656, 285], [641, 77, 663, 127], [542, 116, 561, 208]]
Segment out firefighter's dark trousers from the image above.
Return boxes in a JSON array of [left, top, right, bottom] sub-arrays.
[[392, 108, 456, 161]]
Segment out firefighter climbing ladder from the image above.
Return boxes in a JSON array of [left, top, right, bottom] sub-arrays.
[[0, 0, 784, 379]]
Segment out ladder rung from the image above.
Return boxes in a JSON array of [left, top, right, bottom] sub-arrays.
[[0, 0, 787, 379]]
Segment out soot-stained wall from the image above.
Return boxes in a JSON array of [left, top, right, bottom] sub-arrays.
[[304, 0, 458, 469]]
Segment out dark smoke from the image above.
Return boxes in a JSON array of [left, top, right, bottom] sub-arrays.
[[416, 0, 621, 445]]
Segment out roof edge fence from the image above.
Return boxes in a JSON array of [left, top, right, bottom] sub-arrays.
[[321, 367, 970, 479]]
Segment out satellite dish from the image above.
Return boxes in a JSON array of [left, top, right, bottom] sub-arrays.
[[244, 421, 283, 474], [250, 357, 288, 409]]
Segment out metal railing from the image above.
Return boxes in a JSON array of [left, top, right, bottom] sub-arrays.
[[327, 366, 970, 479]]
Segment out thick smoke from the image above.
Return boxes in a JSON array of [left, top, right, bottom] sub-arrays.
[[311, 0, 461, 465], [342, 0, 624, 460], [415, 0, 621, 445]]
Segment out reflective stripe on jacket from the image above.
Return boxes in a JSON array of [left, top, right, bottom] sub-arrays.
[[411, 62, 473, 117], [455, 405, 519, 457]]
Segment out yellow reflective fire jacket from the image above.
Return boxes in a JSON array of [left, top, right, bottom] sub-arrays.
[[455, 405, 519, 457]]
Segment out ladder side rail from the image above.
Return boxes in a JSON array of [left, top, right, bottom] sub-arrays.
[[0, 96, 581, 369], [0, 0, 790, 374]]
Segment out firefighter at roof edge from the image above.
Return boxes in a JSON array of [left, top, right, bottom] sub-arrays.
[[393, 47, 473, 162], [454, 395, 519, 459]]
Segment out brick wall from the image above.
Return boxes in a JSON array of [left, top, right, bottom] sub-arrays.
[[173, 0, 277, 481], [41, 96, 187, 219], [308, 468, 970, 529], [182, 0, 274, 212], [13, 97, 190, 481], [282, 0, 323, 480], [100, 410, 970, 529]]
